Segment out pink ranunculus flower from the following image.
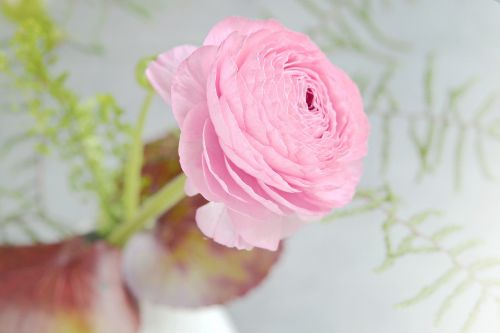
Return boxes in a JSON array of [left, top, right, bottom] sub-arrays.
[[147, 17, 369, 251]]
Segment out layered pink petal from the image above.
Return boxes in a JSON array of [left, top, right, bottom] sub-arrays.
[[227, 209, 305, 251], [201, 121, 287, 218], [178, 107, 216, 201], [206, 35, 298, 193], [196, 202, 306, 252], [196, 201, 252, 250], [171, 46, 217, 127], [146, 45, 197, 104], [151, 17, 369, 251], [203, 16, 284, 46]]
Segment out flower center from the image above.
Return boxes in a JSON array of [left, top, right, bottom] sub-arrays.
[[306, 88, 315, 111]]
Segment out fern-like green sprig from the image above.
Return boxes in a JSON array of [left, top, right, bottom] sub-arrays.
[[298, 0, 407, 61], [329, 186, 500, 333], [372, 54, 500, 188], [0, 0, 132, 239], [299, 0, 500, 189], [0, 0, 188, 245]]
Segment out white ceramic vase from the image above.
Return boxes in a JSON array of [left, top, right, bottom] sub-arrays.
[[139, 302, 237, 333]]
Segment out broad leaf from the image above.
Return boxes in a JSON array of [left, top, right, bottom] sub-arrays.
[[0, 237, 140, 333], [122, 133, 282, 307]]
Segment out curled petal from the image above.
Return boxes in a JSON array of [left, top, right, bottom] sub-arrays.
[[146, 44, 197, 105], [227, 208, 304, 251], [171, 46, 217, 127], [195, 201, 305, 251], [196, 201, 252, 250]]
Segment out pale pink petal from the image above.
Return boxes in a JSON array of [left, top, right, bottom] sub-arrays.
[[324, 62, 370, 162], [208, 80, 297, 193], [146, 44, 197, 104], [178, 108, 217, 201], [258, 179, 330, 216], [171, 46, 217, 127], [280, 217, 308, 238], [196, 201, 253, 250], [224, 157, 287, 216], [200, 121, 284, 219], [227, 209, 305, 251], [201, 121, 250, 205], [184, 178, 198, 196], [203, 16, 284, 46]]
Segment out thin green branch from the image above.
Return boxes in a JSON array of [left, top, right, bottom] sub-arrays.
[[121, 90, 154, 228], [108, 173, 186, 246]]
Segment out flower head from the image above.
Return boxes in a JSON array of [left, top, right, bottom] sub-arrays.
[[147, 17, 369, 250]]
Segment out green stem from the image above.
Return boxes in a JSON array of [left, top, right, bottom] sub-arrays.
[[122, 90, 154, 224], [108, 173, 186, 246]]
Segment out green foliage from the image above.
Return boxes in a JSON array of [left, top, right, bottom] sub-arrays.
[[0, 0, 133, 240], [327, 186, 500, 333], [300, 16, 500, 332], [297, 0, 500, 326], [397, 267, 461, 308], [135, 56, 155, 90], [402, 62, 499, 189], [104, 0, 500, 330], [298, 0, 408, 60], [301, 0, 500, 188], [384, 205, 499, 333], [1, 0, 62, 46], [0, 183, 71, 244], [0, 0, 66, 242]]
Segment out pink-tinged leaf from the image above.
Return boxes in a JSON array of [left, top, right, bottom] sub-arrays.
[[0, 237, 140, 333], [122, 134, 283, 307], [141, 131, 183, 195]]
